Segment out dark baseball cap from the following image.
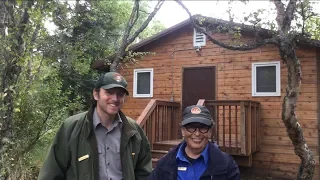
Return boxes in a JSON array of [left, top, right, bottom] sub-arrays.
[[181, 105, 214, 126], [95, 72, 129, 95]]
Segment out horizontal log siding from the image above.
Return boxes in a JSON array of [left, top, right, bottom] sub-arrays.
[[118, 25, 319, 179]]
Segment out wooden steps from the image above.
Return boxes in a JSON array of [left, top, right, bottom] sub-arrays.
[[151, 150, 169, 159], [153, 139, 183, 151]]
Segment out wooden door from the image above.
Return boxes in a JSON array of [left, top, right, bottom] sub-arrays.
[[182, 66, 216, 111]]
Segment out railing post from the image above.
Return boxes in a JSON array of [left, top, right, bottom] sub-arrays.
[[240, 102, 247, 155], [248, 102, 252, 155], [197, 99, 205, 106]]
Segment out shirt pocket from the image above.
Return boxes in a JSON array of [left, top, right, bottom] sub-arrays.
[[97, 145, 106, 170]]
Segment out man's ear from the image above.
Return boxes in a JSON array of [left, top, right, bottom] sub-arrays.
[[93, 89, 99, 100]]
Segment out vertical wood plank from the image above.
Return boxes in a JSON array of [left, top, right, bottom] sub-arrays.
[[216, 105, 219, 145], [257, 103, 261, 150], [164, 106, 170, 140], [253, 103, 257, 151], [235, 105, 238, 153], [151, 109, 156, 149], [168, 106, 172, 140], [248, 102, 252, 155], [156, 105, 159, 142], [210, 105, 215, 142], [229, 105, 232, 153], [240, 102, 246, 155], [223, 105, 225, 151]]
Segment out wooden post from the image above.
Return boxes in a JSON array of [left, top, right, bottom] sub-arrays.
[[235, 105, 238, 152], [197, 99, 205, 106], [247, 102, 252, 155], [240, 102, 246, 155], [222, 105, 226, 152], [229, 105, 232, 153], [216, 106, 220, 145], [151, 110, 156, 149]]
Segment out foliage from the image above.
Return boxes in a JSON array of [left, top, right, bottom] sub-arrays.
[[305, 16, 320, 40], [0, 0, 165, 179]]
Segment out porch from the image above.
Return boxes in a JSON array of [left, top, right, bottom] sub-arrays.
[[136, 99, 261, 167]]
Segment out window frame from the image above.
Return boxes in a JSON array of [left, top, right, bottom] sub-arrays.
[[133, 68, 154, 98], [252, 61, 281, 97]]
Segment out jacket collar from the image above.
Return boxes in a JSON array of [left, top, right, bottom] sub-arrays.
[[158, 142, 228, 177], [201, 142, 228, 177], [84, 105, 137, 139], [84, 105, 139, 180]]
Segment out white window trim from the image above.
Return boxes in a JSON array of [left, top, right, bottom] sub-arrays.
[[252, 61, 281, 97], [193, 29, 206, 47], [133, 68, 154, 98]]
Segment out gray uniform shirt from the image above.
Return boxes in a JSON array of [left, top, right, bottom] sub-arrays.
[[93, 108, 123, 180]]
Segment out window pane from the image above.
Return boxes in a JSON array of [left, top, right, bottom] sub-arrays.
[[256, 66, 276, 92], [137, 72, 150, 94]]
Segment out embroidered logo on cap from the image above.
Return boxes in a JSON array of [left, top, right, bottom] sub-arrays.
[[191, 107, 201, 114], [113, 73, 123, 82]]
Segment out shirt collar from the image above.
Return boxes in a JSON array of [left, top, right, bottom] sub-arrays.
[[93, 108, 122, 129], [176, 141, 210, 165]]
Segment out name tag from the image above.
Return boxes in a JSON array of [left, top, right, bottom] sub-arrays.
[[78, 154, 89, 162], [178, 167, 187, 171]]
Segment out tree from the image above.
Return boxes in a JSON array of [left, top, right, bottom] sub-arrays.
[[305, 16, 320, 40], [0, 0, 165, 179], [0, 1, 70, 179], [47, 0, 165, 112], [109, 0, 165, 71], [175, 0, 317, 179]]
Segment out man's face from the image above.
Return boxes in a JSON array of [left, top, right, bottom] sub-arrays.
[[93, 87, 126, 118], [181, 122, 211, 153]]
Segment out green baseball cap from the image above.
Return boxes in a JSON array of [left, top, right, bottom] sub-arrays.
[[181, 105, 214, 126], [95, 72, 129, 95]]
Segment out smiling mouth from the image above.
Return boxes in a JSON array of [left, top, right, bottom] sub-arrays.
[[108, 103, 119, 107], [192, 138, 203, 143]]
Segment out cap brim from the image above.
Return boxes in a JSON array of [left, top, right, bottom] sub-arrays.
[[100, 84, 129, 95], [181, 117, 213, 126]]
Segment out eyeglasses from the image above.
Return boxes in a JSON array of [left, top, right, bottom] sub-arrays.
[[184, 125, 211, 133]]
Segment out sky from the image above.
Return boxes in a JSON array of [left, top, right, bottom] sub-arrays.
[[46, 1, 320, 33], [151, 1, 320, 28]]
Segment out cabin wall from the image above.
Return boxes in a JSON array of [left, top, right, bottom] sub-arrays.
[[118, 25, 319, 179]]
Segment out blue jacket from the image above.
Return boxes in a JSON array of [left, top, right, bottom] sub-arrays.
[[148, 142, 240, 180]]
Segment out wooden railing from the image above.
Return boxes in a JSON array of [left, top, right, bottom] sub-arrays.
[[197, 99, 261, 156], [137, 99, 180, 148]]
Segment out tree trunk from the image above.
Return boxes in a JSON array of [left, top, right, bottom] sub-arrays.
[[279, 37, 316, 179], [0, 2, 30, 179]]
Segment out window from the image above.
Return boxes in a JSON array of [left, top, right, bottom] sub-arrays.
[[193, 29, 206, 47], [252, 62, 280, 96], [133, 68, 153, 98]]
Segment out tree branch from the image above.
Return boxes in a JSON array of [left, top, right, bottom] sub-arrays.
[[127, 0, 164, 46], [283, 0, 298, 31], [273, 0, 286, 29], [16, 1, 34, 56], [20, 108, 51, 157], [132, 1, 140, 31], [273, 0, 297, 32], [123, 0, 140, 46], [175, 0, 278, 51], [0, 1, 8, 37], [109, 0, 164, 71]]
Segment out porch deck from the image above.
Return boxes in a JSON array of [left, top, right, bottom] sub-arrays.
[[137, 99, 261, 167]]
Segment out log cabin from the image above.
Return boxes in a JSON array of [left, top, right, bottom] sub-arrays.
[[93, 18, 320, 179]]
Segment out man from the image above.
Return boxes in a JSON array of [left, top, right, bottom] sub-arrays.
[[38, 72, 152, 180], [148, 105, 240, 180]]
